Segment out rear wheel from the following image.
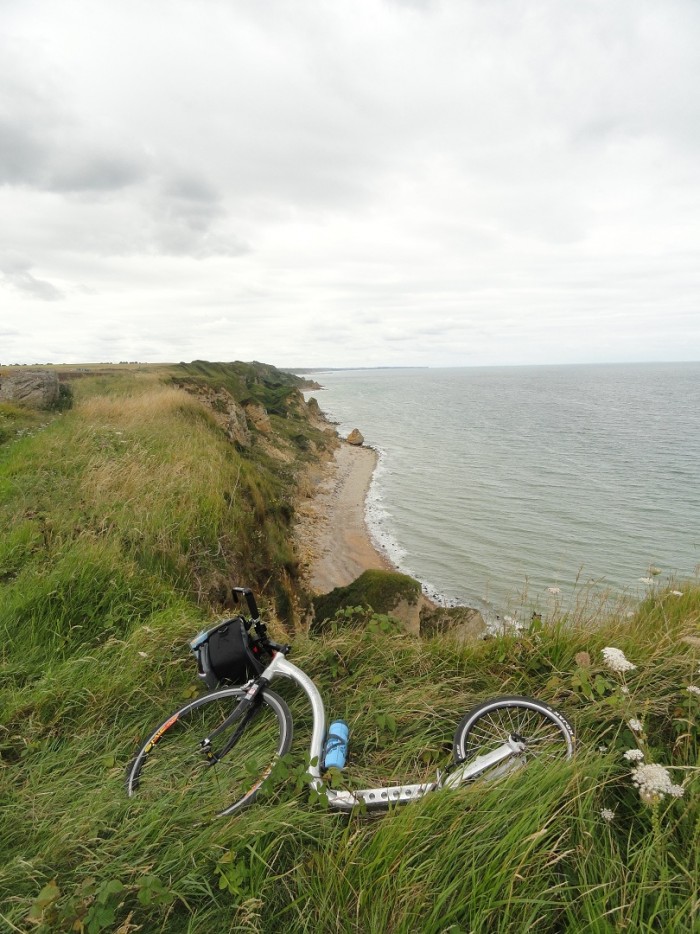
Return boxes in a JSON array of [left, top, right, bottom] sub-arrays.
[[453, 695, 574, 771], [126, 687, 293, 818]]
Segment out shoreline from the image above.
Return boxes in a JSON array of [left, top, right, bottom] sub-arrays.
[[295, 441, 394, 594]]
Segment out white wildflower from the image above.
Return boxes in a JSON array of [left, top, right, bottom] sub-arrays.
[[602, 647, 637, 674], [638, 577, 654, 585], [547, 586, 561, 595], [623, 749, 645, 762], [138, 651, 148, 658], [687, 685, 700, 697], [620, 686, 630, 695], [598, 745, 608, 753], [670, 590, 684, 597], [600, 808, 615, 823], [628, 718, 643, 733], [630, 763, 684, 805]]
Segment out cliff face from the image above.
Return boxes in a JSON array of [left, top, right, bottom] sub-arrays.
[[177, 383, 252, 447], [168, 361, 339, 621], [0, 360, 339, 629], [171, 360, 310, 417]]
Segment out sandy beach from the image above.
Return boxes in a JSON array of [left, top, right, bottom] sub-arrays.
[[295, 441, 393, 594]]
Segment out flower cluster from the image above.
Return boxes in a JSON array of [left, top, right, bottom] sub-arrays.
[[602, 647, 637, 674], [630, 763, 684, 806], [592, 637, 694, 819]]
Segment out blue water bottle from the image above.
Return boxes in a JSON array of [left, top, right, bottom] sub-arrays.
[[323, 720, 350, 770]]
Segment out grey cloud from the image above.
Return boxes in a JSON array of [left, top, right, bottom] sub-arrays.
[[151, 224, 249, 258], [0, 120, 45, 185], [48, 148, 147, 193], [163, 174, 219, 204], [149, 172, 250, 258], [387, 0, 435, 8], [0, 40, 149, 195], [0, 255, 64, 301], [156, 173, 222, 232], [0, 116, 148, 194]]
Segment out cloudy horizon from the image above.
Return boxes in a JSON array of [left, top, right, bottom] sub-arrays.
[[2, 0, 699, 368]]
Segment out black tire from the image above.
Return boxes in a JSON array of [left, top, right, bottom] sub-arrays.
[[452, 695, 574, 770], [126, 687, 293, 817]]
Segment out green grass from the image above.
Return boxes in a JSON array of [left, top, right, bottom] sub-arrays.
[[1, 364, 699, 933], [0, 401, 47, 446]]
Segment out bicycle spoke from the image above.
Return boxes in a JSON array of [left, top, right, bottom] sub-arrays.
[[454, 697, 574, 770], [128, 689, 291, 818]]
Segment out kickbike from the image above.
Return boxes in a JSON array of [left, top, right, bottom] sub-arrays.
[[126, 589, 575, 818]]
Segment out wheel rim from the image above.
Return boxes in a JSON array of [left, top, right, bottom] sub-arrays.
[[129, 693, 286, 818], [457, 701, 573, 765]]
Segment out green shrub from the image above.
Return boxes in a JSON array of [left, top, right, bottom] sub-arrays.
[[52, 382, 74, 411], [312, 569, 422, 631]]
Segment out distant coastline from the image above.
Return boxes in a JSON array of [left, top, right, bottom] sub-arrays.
[[289, 366, 430, 375]]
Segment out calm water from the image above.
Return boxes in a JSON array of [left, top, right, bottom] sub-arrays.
[[305, 363, 700, 621]]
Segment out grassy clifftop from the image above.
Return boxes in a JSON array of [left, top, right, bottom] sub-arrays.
[[171, 359, 313, 415], [1, 362, 699, 932]]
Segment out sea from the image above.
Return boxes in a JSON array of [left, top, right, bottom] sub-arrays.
[[303, 363, 700, 625]]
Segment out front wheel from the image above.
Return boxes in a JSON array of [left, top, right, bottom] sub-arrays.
[[126, 687, 293, 818], [452, 696, 574, 772]]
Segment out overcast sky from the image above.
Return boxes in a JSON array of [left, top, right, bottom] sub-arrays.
[[2, 0, 699, 368]]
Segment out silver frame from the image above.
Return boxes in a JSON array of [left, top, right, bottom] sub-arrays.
[[261, 651, 525, 812]]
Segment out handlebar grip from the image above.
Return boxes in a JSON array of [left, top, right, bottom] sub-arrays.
[[232, 586, 259, 620]]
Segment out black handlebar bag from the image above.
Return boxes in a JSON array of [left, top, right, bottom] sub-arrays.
[[194, 618, 264, 689]]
